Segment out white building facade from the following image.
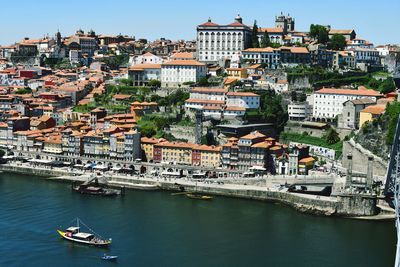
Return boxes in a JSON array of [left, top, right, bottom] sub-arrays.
[[226, 92, 260, 109], [161, 60, 207, 87], [288, 103, 313, 121], [242, 47, 280, 69], [197, 15, 252, 63], [312, 87, 382, 121], [132, 52, 164, 66]]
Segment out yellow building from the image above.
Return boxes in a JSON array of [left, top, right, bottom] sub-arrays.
[[140, 137, 165, 162], [359, 105, 386, 127], [157, 142, 193, 165], [298, 156, 315, 175], [226, 68, 247, 79], [42, 135, 63, 154], [193, 145, 221, 168]]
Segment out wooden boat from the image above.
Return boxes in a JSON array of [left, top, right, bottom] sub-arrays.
[[102, 254, 118, 261], [186, 193, 213, 200], [72, 185, 121, 196], [185, 181, 213, 200], [57, 218, 112, 247], [72, 177, 123, 196]]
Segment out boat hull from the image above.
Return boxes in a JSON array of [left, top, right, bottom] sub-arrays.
[[72, 187, 120, 197], [57, 229, 111, 247], [186, 193, 213, 200]]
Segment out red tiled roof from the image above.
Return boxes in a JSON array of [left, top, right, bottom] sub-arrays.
[[316, 87, 382, 97], [226, 92, 259, 97], [162, 60, 205, 66]]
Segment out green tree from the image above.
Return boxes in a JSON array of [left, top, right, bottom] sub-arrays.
[[260, 90, 288, 132], [0, 149, 5, 158], [260, 31, 270, 48], [309, 24, 329, 44], [325, 128, 340, 144], [330, 34, 347, 50], [290, 90, 297, 102], [385, 102, 400, 145], [148, 79, 161, 88], [298, 92, 307, 102], [140, 124, 157, 137], [198, 76, 209, 86], [378, 78, 396, 94], [251, 20, 260, 48]]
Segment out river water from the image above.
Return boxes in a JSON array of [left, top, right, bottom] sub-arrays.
[[0, 173, 396, 267]]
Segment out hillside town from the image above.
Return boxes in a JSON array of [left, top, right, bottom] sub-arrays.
[[0, 13, 399, 180]]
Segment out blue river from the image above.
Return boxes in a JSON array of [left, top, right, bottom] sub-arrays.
[[0, 173, 396, 267]]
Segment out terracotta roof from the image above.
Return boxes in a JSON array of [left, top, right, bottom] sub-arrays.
[[247, 64, 262, 69], [142, 52, 156, 57], [243, 47, 276, 53], [203, 106, 221, 110], [280, 46, 309, 54], [162, 60, 205, 66], [360, 104, 386, 115], [185, 98, 224, 105], [129, 63, 161, 70], [224, 78, 238, 85], [191, 87, 227, 93], [155, 141, 194, 149], [316, 87, 382, 97], [171, 52, 194, 59], [225, 106, 246, 111], [226, 92, 259, 97], [193, 144, 221, 152], [258, 28, 284, 34], [227, 21, 247, 27], [251, 141, 271, 148], [329, 29, 354, 35], [199, 21, 220, 27], [240, 131, 266, 140], [141, 137, 165, 144], [299, 157, 316, 164]]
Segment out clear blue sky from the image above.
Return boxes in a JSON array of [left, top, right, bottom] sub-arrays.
[[1, 0, 399, 46]]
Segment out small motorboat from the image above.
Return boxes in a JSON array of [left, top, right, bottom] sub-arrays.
[[186, 193, 213, 200], [102, 254, 118, 261], [57, 218, 112, 247]]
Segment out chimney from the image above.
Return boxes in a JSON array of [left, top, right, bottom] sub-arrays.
[[366, 155, 374, 189], [345, 153, 353, 188]]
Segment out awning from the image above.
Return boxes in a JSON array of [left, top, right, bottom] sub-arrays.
[[162, 172, 181, 176], [84, 163, 96, 168], [250, 166, 266, 171], [94, 165, 108, 170]]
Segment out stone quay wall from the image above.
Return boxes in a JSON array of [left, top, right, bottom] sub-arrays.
[[0, 164, 378, 217]]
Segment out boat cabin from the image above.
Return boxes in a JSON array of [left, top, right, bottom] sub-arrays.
[[66, 227, 80, 234], [73, 232, 94, 241]]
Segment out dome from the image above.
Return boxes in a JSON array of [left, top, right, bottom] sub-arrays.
[[234, 14, 243, 24]]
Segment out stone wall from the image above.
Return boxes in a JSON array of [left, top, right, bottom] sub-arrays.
[[288, 76, 311, 90], [342, 139, 388, 177], [1, 164, 379, 217], [0, 164, 68, 177]]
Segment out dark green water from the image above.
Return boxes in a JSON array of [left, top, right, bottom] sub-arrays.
[[0, 173, 396, 267]]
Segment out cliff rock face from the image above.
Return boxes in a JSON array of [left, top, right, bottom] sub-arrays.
[[354, 116, 391, 160], [288, 76, 311, 90]]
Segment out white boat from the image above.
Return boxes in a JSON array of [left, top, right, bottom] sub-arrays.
[[57, 218, 111, 247]]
